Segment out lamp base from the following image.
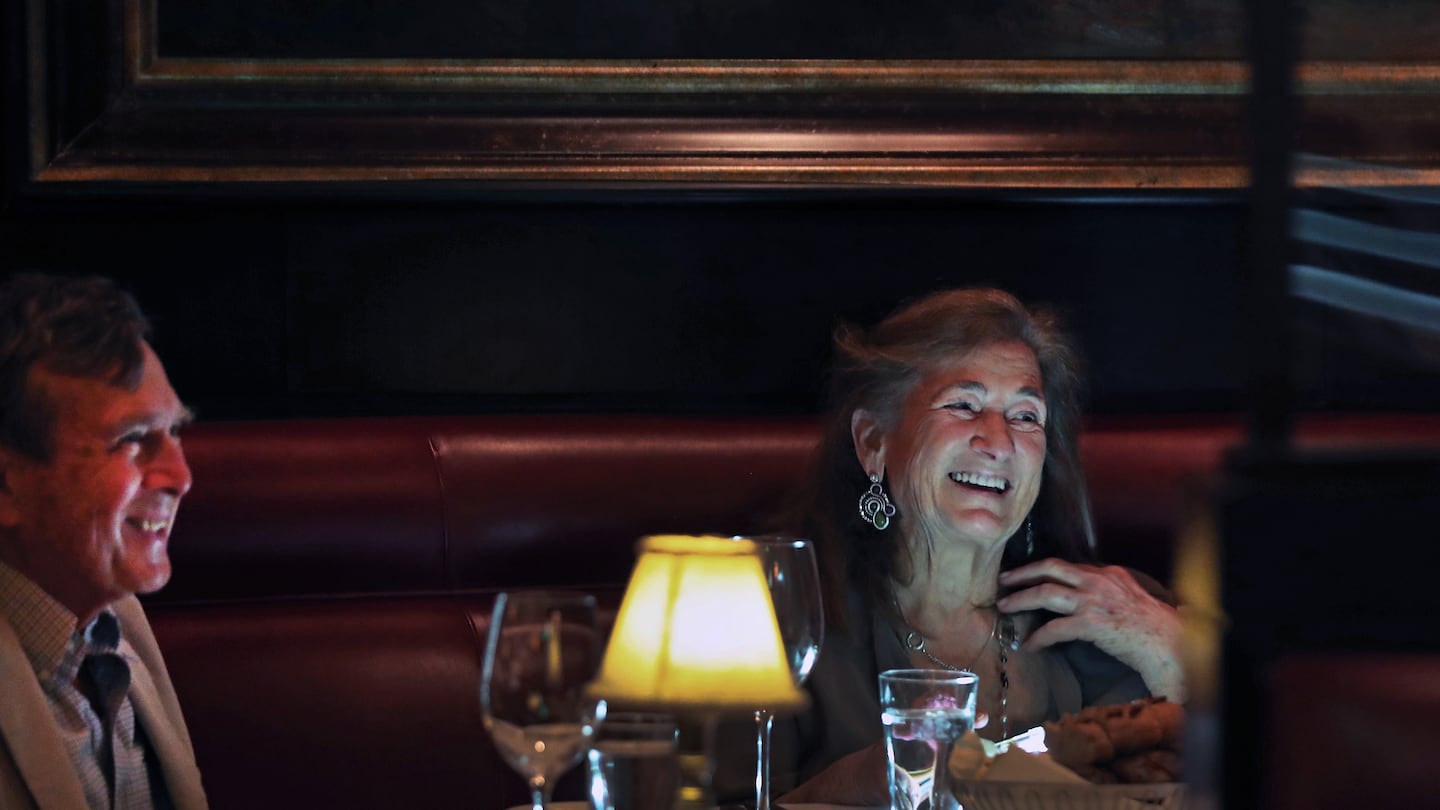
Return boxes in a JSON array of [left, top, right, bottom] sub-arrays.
[[673, 713, 719, 810]]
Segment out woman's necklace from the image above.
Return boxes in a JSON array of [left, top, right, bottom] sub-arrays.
[[893, 596, 1023, 738]]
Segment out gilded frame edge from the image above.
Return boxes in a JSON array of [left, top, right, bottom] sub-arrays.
[[17, 0, 1440, 192]]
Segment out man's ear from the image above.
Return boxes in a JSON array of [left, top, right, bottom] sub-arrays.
[[850, 408, 887, 479]]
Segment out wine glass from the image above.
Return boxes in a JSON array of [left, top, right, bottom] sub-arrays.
[[745, 536, 824, 810], [481, 591, 607, 810]]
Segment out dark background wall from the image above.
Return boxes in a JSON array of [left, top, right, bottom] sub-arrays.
[[0, 193, 1247, 421]]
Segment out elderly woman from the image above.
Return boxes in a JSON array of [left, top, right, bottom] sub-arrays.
[[774, 288, 1183, 804]]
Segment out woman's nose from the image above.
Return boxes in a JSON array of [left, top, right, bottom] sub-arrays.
[[970, 411, 1015, 458]]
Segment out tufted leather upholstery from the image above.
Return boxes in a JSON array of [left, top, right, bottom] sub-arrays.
[[151, 416, 817, 603], [154, 598, 511, 810], [140, 412, 1440, 810]]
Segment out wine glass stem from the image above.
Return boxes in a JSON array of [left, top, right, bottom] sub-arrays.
[[755, 708, 774, 810], [529, 776, 552, 810]]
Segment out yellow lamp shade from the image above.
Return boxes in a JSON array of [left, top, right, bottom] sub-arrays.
[[590, 535, 808, 714]]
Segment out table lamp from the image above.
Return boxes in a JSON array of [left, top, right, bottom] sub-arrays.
[[589, 534, 808, 810]]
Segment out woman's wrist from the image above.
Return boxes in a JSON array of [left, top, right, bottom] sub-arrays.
[[1138, 617, 1187, 703]]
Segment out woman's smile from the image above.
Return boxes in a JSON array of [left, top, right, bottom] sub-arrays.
[[948, 470, 1010, 494]]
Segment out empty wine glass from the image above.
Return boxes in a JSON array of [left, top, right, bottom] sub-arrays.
[[481, 591, 607, 810], [744, 536, 824, 810]]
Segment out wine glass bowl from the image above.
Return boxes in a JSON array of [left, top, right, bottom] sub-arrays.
[[481, 591, 607, 810], [756, 538, 824, 684], [743, 536, 825, 810]]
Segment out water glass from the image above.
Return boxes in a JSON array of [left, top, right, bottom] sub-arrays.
[[586, 712, 681, 810], [879, 668, 978, 810]]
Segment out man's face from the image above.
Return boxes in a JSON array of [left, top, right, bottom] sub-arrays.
[[0, 341, 192, 622]]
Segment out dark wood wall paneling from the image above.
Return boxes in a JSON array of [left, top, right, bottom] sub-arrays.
[[0, 196, 1246, 420]]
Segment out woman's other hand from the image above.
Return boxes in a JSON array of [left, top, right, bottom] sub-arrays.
[[777, 743, 890, 806], [996, 559, 1185, 702]]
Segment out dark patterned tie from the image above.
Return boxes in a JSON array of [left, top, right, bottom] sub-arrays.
[[79, 650, 131, 789], [78, 613, 156, 808]]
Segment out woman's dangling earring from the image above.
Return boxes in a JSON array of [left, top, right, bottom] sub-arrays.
[[1025, 517, 1035, 557], [858, 472, 897, 531]]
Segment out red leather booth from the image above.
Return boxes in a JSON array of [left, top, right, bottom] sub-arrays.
[[140, 412, 1440, 810]]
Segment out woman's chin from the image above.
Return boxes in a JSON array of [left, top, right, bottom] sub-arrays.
[[934, 512, 1018, 550]]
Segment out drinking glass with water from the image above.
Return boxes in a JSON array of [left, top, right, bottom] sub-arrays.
[[586, 712, 680, 810], [879, 669, 978, 810]]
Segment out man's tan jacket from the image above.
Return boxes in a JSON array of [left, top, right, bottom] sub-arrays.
[[0, 595, 208, 809]]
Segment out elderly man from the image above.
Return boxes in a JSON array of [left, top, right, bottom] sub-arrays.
[[0, 273, 207, 809]]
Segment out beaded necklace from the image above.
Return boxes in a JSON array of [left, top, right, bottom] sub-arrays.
[[894, 597, 1022, 739]]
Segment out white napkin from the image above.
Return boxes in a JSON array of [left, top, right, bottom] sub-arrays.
[[982, 749, 1089, 784]]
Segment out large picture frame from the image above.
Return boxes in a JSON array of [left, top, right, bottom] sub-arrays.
[[12, 0, 1440, 193]]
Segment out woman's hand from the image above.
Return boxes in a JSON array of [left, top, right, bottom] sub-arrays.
[[996, 559, 1186, 702], [777, 743, 890, 806]]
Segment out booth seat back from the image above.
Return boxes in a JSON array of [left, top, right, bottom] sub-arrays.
[[151, 415, 816, 603], [152, 596, 520, 810], [140, 412, 1440, 810], [152, 412, 1440, 603]]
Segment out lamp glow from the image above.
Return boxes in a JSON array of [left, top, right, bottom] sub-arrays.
[[589, 535, 810, 810], [590, 535, 807, 713]]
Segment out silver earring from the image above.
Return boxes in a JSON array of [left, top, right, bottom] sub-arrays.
[[1025, 518, 1035, 557], [858, 473, 897, 531]]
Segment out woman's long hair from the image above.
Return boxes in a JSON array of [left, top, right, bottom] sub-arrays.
[[794, 288, 1096, 631]]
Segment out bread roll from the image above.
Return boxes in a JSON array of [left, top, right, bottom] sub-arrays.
[[1042, 697, 1185, 784], [1043, 717, 1115, 771], [1088, 700, 1164, 753]]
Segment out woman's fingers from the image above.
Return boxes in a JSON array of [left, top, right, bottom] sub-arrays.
[[1020, 603, 1161, 662], [997, 562, 1186, 699], [1000, 563, 1152, 612], [996, 582, 1081, 615], [999, 557, 1092, 588], [1020, 616, 1087, 651], [998, 564, 1164, 650]]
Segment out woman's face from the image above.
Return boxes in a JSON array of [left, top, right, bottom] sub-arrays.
[[859, 340, 1048, 551]]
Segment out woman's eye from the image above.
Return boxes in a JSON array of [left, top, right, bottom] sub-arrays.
[[1009, 410, 1045, 428], [943, 401, 979, 414]]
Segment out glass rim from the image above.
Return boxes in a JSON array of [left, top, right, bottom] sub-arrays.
[[494, 589, 598, 608], [878, 667, 979, 685], [729, 534, 813, 548]]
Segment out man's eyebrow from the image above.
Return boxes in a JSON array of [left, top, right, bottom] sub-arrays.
[[112, 405, 196, 435]]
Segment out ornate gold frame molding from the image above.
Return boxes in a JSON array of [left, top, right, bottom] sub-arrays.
[[17, 0, 1440, 192]]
